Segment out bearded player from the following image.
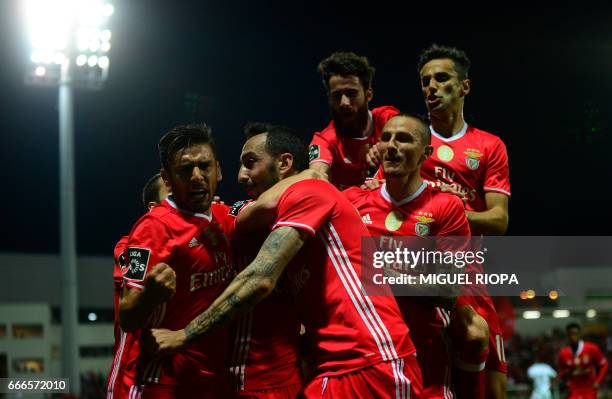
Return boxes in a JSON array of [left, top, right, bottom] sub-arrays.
[[152, 127, 423, 398], [309, 51, 399, 189], [118, 124, 235, 398]]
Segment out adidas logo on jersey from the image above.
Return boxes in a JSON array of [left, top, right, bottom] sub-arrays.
[[362, 213, 372, 225], [188, 237, 200, 248]]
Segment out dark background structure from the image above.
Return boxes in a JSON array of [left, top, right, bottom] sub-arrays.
[[1, 0, 610, 255]]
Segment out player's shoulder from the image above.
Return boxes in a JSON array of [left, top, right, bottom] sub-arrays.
[[372, 105, 400, 121], [313, 120, 338, 141], [584, 340, 602, 352], [282, 179, 339, 203], [427, 185, 465, 212], [342, 185, 373, 204], [114, 235, 129, 254], [468, 125, 507, 147]]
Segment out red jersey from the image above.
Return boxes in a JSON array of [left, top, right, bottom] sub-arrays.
[[120, 198, 235, 389], [558, 340, 609, 394], [344, 181, 470, 238], [421, 123, 510, 215], [224, 200, 303, 392], [309, 106, 399, 189], [271, 179, 415, 377], [107, 236, 128, 398], [344, 182, 470, 398]]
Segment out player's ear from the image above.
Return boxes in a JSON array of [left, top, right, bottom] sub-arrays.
[[160, 168, 170, 186], [421, 145, 434, 163], [216, 161, 222, 182], [365, 86, 374, 103], [460, 78, 471, 97], [278, 153, 294, 177]]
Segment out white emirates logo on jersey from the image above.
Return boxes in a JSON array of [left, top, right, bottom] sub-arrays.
[[188, 237, 200, 248], [362, 213, 372, 225]]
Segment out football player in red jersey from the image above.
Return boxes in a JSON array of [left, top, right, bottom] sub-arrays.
[[309, 51, 399, 189], [152, 127, 423, 398], [418, 44, 510, 399], [107, 173, 169, 399], [558, 323, 608, 399], [344, 113, 477, 399], [118, 124, 235, 398], [225, 122, 305, 398]]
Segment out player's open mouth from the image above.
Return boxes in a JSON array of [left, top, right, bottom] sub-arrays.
[[427, 96, 441, 107], [190, 190, 208, 200]]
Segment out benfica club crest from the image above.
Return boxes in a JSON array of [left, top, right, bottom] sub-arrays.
[[415, 222, 430, 237], [465, 157, 480, 170], [414, 215, 435, 237], [464, 149, 483, 170]]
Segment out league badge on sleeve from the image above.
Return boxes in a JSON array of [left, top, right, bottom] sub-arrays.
[[124, 247, 151, 281], [229, 200, 247, 217], [308, 144, 320, 162]]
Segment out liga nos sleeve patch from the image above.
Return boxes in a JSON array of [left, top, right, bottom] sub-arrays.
[[308, 144, 320, 161], [124, 247, 151, 281]]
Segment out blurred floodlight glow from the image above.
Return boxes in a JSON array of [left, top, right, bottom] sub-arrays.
[[25, 0, 113, 67], [76, 54, 87, 66], [523, 310, 541, 319], [586, 309, 597, 318], [54, 52, 66, 64], [35, 66, 46, 76], [100, 29, 111, 42], [552, 309, 570, 318], [87, 312, 97, 322], [98, 56, 109, 69], [87, 55, 98, 67]]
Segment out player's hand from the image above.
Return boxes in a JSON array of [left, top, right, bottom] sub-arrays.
[[360, 178, 384, 190], [212, 195, 224, 205], [365, 144, 382, 168], [150, 328, 187, 354], [439, 182, 468, 204], [144, 263, 176, 303]]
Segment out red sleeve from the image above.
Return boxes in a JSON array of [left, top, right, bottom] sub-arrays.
[[309, 132, 335, 165], [113, 237, 128, 287], [123, 215, 174, 290], [483, 138, 511, 196], [437, 195, 471, 237], [372, 106, 400, 137], [273, 182, 335, 236], [592, 344, 609, 384]]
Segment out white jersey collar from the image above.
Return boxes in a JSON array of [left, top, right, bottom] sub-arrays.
[[430, 121, 468, 142], [165, 197, 212, 221], [380, 181, 428, 207], [574, 340, 584, 356], [350, 110, 374, 141]]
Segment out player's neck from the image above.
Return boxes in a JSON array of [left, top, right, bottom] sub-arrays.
[[430, 110, 465, 138], [385, 173, 424, 203]]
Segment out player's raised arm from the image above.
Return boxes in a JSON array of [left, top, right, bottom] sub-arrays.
[[465, 192, 509, 235], [151, 225, 306, 351]]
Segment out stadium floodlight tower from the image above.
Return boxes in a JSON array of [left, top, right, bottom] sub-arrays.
[[23, 0, 114, 394]]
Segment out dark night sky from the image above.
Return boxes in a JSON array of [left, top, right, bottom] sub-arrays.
[[0, 0, 611, 256]]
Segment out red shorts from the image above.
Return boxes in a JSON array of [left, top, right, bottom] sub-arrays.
[[456, 295, 507, 374], [398, 299, 453, 399], [140, 382, 232, 399], [234, 383, 302, 399], [567, 388, 597, 399], [300, 357, 422, 399]]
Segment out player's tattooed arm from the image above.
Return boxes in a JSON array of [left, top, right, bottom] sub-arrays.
[[151, 226, 306, 352]]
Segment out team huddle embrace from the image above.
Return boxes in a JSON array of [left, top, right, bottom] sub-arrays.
[[107, 45, 513, 399]]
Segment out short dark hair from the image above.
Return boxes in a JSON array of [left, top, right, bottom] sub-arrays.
[[159, 123, 216, 171], [244, 122, 309, 172], [417, 44, 471, 80], [389, 112, 431, 145], [317, 51, 375, 91], [142, 173, 163, 209], [566, 322, 581, 332]]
